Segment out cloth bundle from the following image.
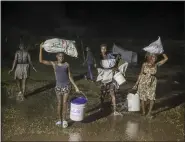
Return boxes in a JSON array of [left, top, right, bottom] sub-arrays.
[[143, 36, 164, 54], [41, 38, 78, 57]]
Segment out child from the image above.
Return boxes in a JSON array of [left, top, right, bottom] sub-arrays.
[[39, 43, 80, 128], [9, 41, 37, 101]]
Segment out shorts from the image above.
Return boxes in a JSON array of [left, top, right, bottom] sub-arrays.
[[55, 84, 71, 96]]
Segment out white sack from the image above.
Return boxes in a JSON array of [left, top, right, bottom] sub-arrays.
[[42, 38, 78, 57], [143, 36, 164, 54]]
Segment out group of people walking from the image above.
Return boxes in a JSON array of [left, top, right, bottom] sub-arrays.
[[9, 38, 168, 128]]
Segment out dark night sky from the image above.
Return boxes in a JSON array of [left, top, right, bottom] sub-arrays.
[[1, 1, 184, 39]]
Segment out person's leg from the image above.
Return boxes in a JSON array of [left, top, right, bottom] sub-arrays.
[[146, 100, 154, 116], [62, 93, 69, 128], [100, 84, 106, 111], [55, 88, 63, 125], [110, 91, 116, 113], [22, 78, 27, 97], [16, 79, 23, 101], [88, 64, 93, 81], [62, 93, 69, 121], [16, 79, 22, 93], [141, 100, 146, 115], [100, 91, 106, 111]]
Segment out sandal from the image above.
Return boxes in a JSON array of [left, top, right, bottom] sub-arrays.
[[62, 120, 68, 128]]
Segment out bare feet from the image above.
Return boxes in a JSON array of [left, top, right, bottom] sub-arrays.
[[113, 111, 123, 116], [146, 113, 153, 119], [16, 92, 24, 101], [141, 112, 146, 116]]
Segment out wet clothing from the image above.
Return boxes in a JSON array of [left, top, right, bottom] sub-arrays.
[[14, 50, 30, 79], [136, 62, 159, 101], [14, 64, 30, 79], [52, 62, 71, 95]]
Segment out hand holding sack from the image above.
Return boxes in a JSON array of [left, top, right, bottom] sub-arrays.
[[41, 38, 78, 58]]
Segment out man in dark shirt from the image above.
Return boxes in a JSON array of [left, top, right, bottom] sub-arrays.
[[83, 47, 96, 81], [9, 42, 37, 101]]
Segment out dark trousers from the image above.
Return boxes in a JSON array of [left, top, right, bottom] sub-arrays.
[[87, 64, 93, 80]]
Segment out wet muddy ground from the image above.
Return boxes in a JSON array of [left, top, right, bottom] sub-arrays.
[[1, 64, 185, 141]]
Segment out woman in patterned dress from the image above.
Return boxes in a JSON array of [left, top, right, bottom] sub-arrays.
[[133, 52, 168, 117]]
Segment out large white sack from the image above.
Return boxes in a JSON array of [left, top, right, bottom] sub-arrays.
[[112, 44, 137, 64], [100, 59, 116, 69], [96, 68, 113, 83], [143, 36, 164, 54], [41, 38, 78, 57]]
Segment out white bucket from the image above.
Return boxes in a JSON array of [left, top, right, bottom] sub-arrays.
[[70, 93, 88, 121], [113, 72, 126, 85], [127, 93, 140, 112]]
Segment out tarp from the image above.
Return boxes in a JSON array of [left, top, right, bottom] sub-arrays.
[[112, 43, 137, 64]]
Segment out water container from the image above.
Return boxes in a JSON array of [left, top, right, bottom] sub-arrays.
[[113, 72, 126, 85], [127, 93, 140, 112], [70, 93, 88, 121]]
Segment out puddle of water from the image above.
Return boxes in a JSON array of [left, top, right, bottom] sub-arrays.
[[8, 114, 183, 141], [2, 79, 184, 141]]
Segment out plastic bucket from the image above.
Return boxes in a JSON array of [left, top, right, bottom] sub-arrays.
[[70, 92, 88, 121], [113, 72, 126, 85], [127, 93, 140, 112]]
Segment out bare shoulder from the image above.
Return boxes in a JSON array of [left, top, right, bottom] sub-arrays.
[[52, 61, 58, 65]]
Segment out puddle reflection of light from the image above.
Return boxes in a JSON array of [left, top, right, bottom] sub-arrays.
[[68, 132, 82, 142], [125, 120, 139, 139]]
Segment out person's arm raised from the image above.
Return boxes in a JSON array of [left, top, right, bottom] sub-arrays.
[[39, 43, 52, 65], [156, 53, 168, 67]]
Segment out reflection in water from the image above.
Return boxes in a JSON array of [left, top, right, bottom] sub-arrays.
[[125, 120, 140, 140], [68, 132, 82, 142]]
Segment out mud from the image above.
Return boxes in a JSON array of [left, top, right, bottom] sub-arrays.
[[1, 64, 185, 141]]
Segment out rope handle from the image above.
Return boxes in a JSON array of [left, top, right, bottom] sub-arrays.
[[74, 91, 88, 101]]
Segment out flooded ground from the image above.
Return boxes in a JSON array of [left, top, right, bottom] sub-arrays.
[[1, 64, 185, 141]]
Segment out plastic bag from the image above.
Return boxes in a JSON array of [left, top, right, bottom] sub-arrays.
[[42, 38, 78, 57], [100, 59, 116, 69], [143, 36, 164, 54]]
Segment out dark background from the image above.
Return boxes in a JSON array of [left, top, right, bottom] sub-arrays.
[[1, 1, 185, 66], [2, 2, 184, 39]]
